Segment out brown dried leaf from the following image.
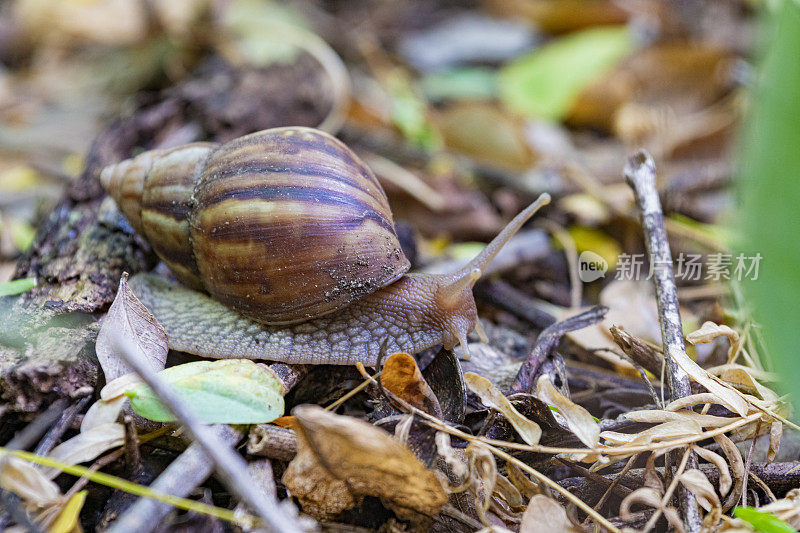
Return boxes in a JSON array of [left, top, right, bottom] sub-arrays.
[[714, 433, 746, 512], [520, 494, 578, 533], [46, 423, 125, 478], [0, 457, 61, 506], [535, 376, 599, 448], [96, 274, 167, 381], [686, 321, 740, 361], [624, 409, 739, 429], [667, 346, 750, 417], [601, 419, 703, 446], [281, 434, 356, 520], [465, 372, 542, 445], [80, 396, 126, 433], [678, 469, 720, 511], [287, 405, 448, 522], [693, 446, 732, 496], [768, 421, 783, 462], [381, 352, 442, 417]]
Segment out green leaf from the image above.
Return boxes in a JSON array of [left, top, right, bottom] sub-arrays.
[[734, 506, 796, 533], [126, 360, 284, 424], [0, 277, 36, 297], [419, 68, 498, 102], [739, 0, 800, 404], [499, 26, 634, 121]]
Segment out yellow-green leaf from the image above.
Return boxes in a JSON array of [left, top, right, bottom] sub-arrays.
[[734, 506, 796, 533], [50, 490, 87, 533], [126, 360, 284, 424], [499, 26, 634, 121], [0, 277, 36, 297]]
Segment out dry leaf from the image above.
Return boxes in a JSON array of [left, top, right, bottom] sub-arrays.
[[693, 446, 732, 496], [100, 373, 144, 401], [465, 372, 542, 445], [80, 396, 126, 433], [0, 457, 61, 506], [281, 434, 356, 520], [520, 494, 578, 533], [624, 409, 739, 429], [686, 321, 740, 362], [620, 487, 685, 533], [679, 469, 720, 511], [96, 274, 167, 381], [46, 423, 125, 478], [381, 352, 442, 417], [668, 346, 750, 417], [768, 421, 783, 462], [536, 375, 599, 448], [285, 405, 448, 522], [601, 419, 703, 446]]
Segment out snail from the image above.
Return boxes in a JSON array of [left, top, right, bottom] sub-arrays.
[[100, 126, 550, 365]]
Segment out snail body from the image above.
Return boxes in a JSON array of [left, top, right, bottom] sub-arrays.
[[101, 127, 549, 365]]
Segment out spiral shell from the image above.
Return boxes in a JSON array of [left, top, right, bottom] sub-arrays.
[[101, 127, 410, 324]]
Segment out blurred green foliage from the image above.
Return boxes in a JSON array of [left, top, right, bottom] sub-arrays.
[[499, 26, 633, 121], [740, 0, 800, 405]]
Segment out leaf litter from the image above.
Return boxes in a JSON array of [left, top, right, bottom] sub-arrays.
[[0, 1, 796, 532]]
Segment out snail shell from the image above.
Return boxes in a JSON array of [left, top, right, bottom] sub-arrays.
[[101, 127, 410, 325]]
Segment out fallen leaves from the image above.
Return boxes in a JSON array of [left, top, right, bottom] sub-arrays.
[[96, 273, 167, 381], [381, 352, 442, 417], [283, 405, 448, 522], [465, 372, 542, 445]]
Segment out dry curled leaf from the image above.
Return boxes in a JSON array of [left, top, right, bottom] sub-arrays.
[[281, 434, 356, 520], [686, 321, 740, 361], [520, 494, 579, 533], [284, 405, 448, 522], [536, 375, 599, 448], [381, 352, 442, 417], [96, 273, 167, 381], [668, 346, 750, 417], [679, 469, 721, 511], [465, 372, 542, 445], [601, 419, 703, 446], [80, 396, 126, 433], [624, 409, 740, 429], [0, 457, 61, 507], [692, 446, 732, 496], [46, 423, 125, 478], [620, 486, 685, 533]]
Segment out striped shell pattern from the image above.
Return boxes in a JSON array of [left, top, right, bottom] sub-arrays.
[[100, 127, 410, 325]]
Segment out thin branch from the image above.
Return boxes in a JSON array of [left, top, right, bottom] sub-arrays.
[[624, 150, 701, 533], [110, 336, 304, 533]]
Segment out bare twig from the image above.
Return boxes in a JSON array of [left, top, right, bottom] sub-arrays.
[[474, 279, 557, 329], [511, 306, 608, 393], [108, 426, 242, 533], [742, 421, 762, 507], [624, 151, 700, 533], [109, 336, 303, 533]]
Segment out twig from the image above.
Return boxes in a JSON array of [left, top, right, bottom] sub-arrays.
[[642, 446, 693, 532], [108, 426, 242, 533], [34, 396, 91, 455], [511, 306, 608, 393], [624, 150, 700, 533], [742, 421, 762, 507], [474, 279, 557, 329], [109, 336, 303, 533], [585, 454, 638, 523]]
